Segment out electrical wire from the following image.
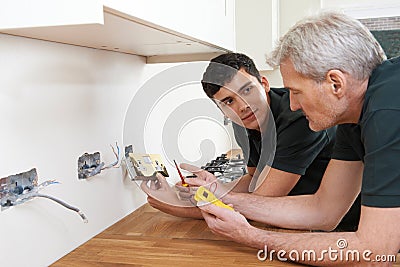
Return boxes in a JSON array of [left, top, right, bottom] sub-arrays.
[[3, 180, 88, 223], [89, 162, 105, 177], [102, 142, 120, 170], [37, 180, 59, 189], [209, 181, 218, 195], [28, 193, 88, 223]]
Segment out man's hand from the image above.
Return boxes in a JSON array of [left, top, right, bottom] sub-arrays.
[[140, 173, 191, 207], [198, 201, 253, 242], [180, 163, 236, 200], [180, 163, 217, 186], [174, 181, 199, 202]]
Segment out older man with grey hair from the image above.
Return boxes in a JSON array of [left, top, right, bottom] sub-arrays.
[[194, 12, 400, 265]]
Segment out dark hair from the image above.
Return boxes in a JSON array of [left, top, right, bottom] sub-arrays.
[[201, 53, 262, 98]]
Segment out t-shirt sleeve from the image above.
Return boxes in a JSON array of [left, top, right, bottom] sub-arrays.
[[361, 110, 400, 207], [272, 116, 332, 175], [331, 124, 362, 161]]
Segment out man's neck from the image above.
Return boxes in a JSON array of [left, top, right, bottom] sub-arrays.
[[342, 78, 369, 124]]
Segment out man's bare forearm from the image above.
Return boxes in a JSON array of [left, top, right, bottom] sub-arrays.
[[224, 161, 363, 231], [224, 192, 334, 230], [231, 173, 252, 193]]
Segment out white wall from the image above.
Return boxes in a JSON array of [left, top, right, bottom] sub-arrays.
[[0, 33, 149, 267], [132, 62, 240, 184], [261, 0, 322, 87], [0, 33, 236, 266]]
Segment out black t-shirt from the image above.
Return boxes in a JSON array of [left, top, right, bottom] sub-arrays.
[[233, 87, 335, 196], [332, 56, 400, 208]]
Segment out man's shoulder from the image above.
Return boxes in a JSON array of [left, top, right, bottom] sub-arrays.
[[364, 57, 400, 115]]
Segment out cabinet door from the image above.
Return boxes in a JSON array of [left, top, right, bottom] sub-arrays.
[[0, 0, 103, 29], [103, 0, 235, 51]]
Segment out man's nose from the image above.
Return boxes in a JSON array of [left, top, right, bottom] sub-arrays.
[[238, 97, 250, 112], [289, 92, 301, 111]]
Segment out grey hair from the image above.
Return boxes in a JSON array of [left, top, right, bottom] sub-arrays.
[[266, 12, 386, 81]]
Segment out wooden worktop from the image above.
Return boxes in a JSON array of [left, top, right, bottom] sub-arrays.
[[53, 204, 399, 266]]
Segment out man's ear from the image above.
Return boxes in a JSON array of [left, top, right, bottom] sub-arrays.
[[261, 76, 270, 93], [326, 70, 346, 98]]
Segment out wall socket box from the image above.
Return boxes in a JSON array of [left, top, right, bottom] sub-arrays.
[[77, 152, 102, 179], [0, 168, 38, 210]]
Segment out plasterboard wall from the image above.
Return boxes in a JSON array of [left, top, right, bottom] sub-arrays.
[[262, 0, 321, 87], [0, 33, 151, 266], [0, 32, 236, 266]]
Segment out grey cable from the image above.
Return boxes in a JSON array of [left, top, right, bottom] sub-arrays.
[[30, 193, 88, 223]]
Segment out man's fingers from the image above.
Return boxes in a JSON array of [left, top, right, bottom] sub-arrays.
[[184, 177, 208, 187], [141, 175, 164, 192], [180, 163, 203, 173], [156, 173, 170, 189], [175, 183, 191, 192], [200, 209, 216, 223], [180, 163, 219, 185], [148, 180, 154, 190], [197, 200, 234, 219], [134, 175, 157, 181], [140, 180, 150, 194], [180, 163, 210, 180], [177, 191, 193, 200]]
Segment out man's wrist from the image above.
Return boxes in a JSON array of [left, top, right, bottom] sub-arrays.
[[240, 224, 266, 249], [221, 190, 238, 204]]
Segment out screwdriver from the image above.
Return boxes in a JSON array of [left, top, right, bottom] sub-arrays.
[[173, 160, 189, 187]]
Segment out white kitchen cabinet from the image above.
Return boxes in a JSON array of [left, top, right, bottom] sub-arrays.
[[103, 0, 236, 53], [235, 0, 279, 70], [0, 0, 235, 63], [0, 0, 103, 29]]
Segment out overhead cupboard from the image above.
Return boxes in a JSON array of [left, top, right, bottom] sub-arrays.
[[0, 0, 236, 63]]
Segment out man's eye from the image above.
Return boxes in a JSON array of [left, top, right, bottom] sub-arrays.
[[223, 98, 234, 105], [291, 91, 299, 95], [243, 86, 253, 94]]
